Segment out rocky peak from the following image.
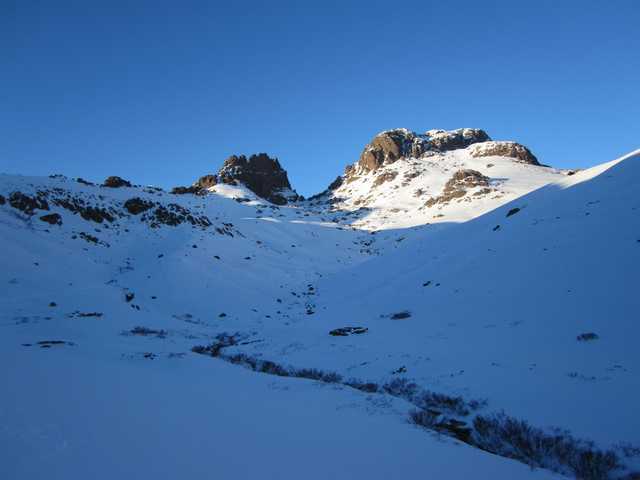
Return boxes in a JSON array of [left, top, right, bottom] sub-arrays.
[[356, 128, 491, 174], [217, 153, 298, 205], [172, 153, 299, 205]]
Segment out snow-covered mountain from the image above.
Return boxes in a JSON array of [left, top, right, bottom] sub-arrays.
[[1, 130, 638, 480], [307, 128, 572, 229]]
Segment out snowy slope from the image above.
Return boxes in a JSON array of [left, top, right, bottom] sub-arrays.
[[233, 149, 640, 448], [1, 149, 639, 479]]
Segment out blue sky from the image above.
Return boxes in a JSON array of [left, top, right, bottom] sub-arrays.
[[2, 0, 638, 196]]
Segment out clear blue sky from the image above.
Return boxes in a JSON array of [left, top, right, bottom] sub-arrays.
[[2, 1, 638, 196]]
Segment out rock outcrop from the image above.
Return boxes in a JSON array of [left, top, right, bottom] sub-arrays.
[[170, 154, 298, 205], [354, 128, 491, 175], [425, 169, 492, 208], [468, 141, 539, 165], [194, 174, 218, 189], [426, 128, 490, 152], [8, 192, 49, 215], [217, 153, 298, 205], [102, 176, 132, 188], [358, 129, 430, 173]]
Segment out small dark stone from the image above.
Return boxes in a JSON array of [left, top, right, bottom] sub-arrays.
[[577, 332, 599, 341], [391, 311, 411, 320], [329, 326, 368, 336], [49, 302, 57, 307], [506, 207, 521, 217], [125, 292, 135, 303], [219, 313, 227, 318], [493, 225, 501, 231], [170, 186, 203, 195], [39, 213, 62, 225]]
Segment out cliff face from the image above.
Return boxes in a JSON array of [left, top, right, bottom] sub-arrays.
[[356, 128, 490, 174], [172, 153, 300, 204], [216, 153, 298, 205]]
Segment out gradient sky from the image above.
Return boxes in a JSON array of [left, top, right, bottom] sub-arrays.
[[2, 0, 638, 196]]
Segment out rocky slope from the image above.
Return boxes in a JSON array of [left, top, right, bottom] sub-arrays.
[[307, 128, 566, 229]]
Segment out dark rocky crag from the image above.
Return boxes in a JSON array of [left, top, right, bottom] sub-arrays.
[[173, 153, 300, 205], [217, 153, 299, 205]]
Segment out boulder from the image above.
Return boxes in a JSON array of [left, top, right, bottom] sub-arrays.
[[39, 213, 62, 225], [468, 141, 539, 165], [102, 176, 132, 188]]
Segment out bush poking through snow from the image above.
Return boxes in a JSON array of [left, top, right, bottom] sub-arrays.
[[345, 379, 380, 393], [191, 333, 634, 478], [409, 409, 439, 428], [383, 378, 480, 416], [128, 326, 167, 338], [471, 412, 621, 479], [293, 368, 343, 383]]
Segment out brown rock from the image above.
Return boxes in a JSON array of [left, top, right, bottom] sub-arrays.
[[9, 192, 49, 215], [124, 197, 155, 215], [39, 213, 62, 225], [102, 176, 132, 188], [468, 141, 539, 165]]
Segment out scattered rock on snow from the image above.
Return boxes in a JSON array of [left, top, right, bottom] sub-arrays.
[[124, 197, 154, 215], [577, 332, 599, 342], [39, 213, 62, 225], [329, 326, 368, 336], [9, 192, 49, 215]]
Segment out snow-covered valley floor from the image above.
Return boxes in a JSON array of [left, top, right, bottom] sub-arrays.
[[1, 148, 639, 479]]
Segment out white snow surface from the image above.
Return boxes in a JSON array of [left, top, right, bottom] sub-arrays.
[[1, 148, 639, 479]]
